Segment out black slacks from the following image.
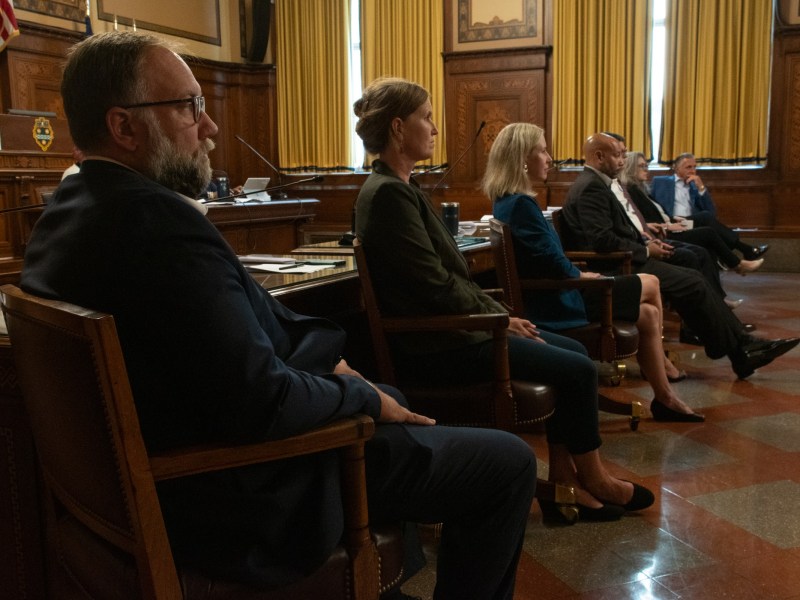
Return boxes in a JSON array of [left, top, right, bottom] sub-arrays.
[[366, 391, 537, 600], [637, 258, 745, 359], [669, 226, 742, 269]]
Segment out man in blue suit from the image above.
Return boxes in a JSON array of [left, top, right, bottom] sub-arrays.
[[651, 153, 768, 261]]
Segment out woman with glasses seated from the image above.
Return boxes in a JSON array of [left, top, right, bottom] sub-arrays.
[[620, 152, 763, 276], [354, 77, 656, 524], [485, 122, 703, 423]]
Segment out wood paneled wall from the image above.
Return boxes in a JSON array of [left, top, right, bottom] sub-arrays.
[[4, 18, 800, 237], [0, 22, 277, 192]]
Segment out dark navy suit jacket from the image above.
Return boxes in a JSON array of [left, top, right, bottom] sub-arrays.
[[21, 159, 383, 586]]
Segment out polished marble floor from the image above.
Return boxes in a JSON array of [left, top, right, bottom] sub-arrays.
[[402, 272, 800, 599]]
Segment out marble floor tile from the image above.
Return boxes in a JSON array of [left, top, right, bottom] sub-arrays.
[[400, 273, 800, 599], [688, 480, 800, 549]]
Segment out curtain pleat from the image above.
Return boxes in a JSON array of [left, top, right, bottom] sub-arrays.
[[360, 0, 446, 167], [275, 0, 351, 170], [553, 0, 652, 164], [659, 0, 772, 165]]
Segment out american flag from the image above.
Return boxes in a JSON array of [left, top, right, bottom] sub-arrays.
[[0, 0, 19, 52]]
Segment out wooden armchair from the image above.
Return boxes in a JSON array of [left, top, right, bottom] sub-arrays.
[[353, 240, 556, 432], [0, 284, 403, 600], [488, 218, 643, 431], [550, 208, 633, 275], [352, 241, 578, 522]]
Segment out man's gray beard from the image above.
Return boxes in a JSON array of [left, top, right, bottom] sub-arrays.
[[142, 119, 214, 198]]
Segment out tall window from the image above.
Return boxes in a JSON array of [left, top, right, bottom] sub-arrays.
[[658, 0, 772, 166], [348, 0, 364, 169], [277, 0, 445, 171], [553, 0, 772, 167], [649, 0, 667, 162]]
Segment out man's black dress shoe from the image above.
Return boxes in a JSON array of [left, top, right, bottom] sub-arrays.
[[743, 244, 769, 260], [651, 399, 705, 422], [679, 327, 703, 345], [731, 337, 800, 379]]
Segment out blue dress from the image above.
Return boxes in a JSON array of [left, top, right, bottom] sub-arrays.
[[494, 193, 590, 330]]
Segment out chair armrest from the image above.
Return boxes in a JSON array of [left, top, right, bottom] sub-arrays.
[[482, 288, 505, 301], [380, 312, 510, 333], [150, 414, 375, 481], [564, 250, 631, 262], [564, 250, 632, 274], [520, 276, 615, 331]]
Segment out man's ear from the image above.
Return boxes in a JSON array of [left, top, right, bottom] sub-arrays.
[[106, 107, 141, 152]]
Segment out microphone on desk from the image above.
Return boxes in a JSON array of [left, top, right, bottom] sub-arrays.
[[265, 175, 324, 194], [547, 158, 570, 172], [205, 176, 323, 204], [430, 121, 485, 195], [234, 134, 289, 199], [414, 162, 448, 177]]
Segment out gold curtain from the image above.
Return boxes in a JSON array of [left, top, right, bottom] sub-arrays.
[[275, 0, 351, 170], [360, 0, 446, 167], [659, 0, 772, 165], [553, 0, 652, 163]]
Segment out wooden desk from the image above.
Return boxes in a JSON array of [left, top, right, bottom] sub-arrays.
[[291, 236, 495, 275], [206, 199, 320, 255]]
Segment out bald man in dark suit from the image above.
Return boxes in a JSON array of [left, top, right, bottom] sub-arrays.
[[560, 133, 798, 379]]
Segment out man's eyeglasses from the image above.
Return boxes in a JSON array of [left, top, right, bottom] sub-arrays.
[[123, 96, 205, 123]]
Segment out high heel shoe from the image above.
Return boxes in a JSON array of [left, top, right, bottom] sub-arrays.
[[667, 370, 687, 383], [735, 258, 764, 275], [650, 398, 705, 422], [539, 499, 624, 524]]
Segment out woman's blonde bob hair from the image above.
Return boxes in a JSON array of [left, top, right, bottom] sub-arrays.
[[481, 122, 545, 201]]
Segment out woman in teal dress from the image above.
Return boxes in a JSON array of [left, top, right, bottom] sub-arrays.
[[485, 122, 702, 423]]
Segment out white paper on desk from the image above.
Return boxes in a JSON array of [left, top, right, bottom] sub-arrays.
[[247, 264, 330, 274], [238, 255, 296, 264]]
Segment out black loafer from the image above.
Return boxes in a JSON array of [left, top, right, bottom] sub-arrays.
[[621, 481, 656, 512], [743, 244, 769, 260], [731, 337, 800, 379], [651, 399, 705, 422]]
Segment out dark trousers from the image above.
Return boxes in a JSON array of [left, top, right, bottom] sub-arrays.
[[666, 240, 726, 298], [396, 330, 602, 454], [637, 259, 745, 358], [366, 394, 537, 600], [669, 226, 742, 268], [691, 211, 744, 250]]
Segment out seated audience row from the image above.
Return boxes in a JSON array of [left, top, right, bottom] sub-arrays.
[[24, 30, 800, 597]]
